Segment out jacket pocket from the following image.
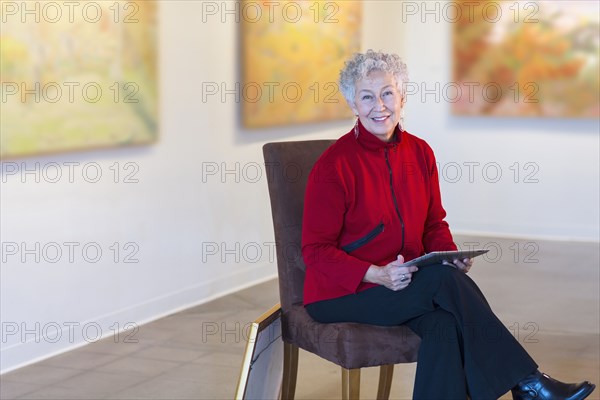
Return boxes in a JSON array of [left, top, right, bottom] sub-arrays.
[[341, 222, 385, 253]]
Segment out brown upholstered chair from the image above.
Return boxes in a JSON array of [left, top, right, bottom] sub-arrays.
[[263, 140, 421, 400]]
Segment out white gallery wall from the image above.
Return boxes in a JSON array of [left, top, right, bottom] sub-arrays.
[[1, 1, 598, 373]]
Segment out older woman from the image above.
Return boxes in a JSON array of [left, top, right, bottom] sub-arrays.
[[301, 50, 595, 400]]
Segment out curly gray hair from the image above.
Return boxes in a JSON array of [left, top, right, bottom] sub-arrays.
[[339, 49, 409, 104]]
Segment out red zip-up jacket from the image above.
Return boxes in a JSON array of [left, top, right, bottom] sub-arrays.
[[302, 120, 457, 305]]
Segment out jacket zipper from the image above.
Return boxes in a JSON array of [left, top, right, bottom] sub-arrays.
[[342, 222, 385, 253], [384, 147, 405, 252]]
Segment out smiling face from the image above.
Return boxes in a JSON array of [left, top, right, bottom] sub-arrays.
[[349, 70, 405, 142]]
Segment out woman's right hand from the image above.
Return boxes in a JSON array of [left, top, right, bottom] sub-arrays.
[[363, 255, 419, 291]]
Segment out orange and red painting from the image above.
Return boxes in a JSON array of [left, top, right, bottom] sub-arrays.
[[452, 0, 599, 118]]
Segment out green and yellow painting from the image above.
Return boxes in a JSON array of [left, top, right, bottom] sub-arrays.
[[1, 1, 158, 158]]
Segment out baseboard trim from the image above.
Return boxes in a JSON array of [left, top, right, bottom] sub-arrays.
[[453, 229, 600, 243]]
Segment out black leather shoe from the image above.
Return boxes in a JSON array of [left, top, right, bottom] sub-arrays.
[[512, 370, 596, 400]]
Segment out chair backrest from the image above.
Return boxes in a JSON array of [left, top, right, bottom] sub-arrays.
[[263, 140, 335, 312]]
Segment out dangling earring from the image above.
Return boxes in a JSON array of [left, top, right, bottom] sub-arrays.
[[399, 98, 406, 132], [354, 117, 359, 138], [399, 108, 405, 132]]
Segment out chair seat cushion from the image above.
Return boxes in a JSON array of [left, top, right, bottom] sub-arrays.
[[283, 304, 421, 370]]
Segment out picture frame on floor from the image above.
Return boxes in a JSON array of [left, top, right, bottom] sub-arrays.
[[235, 304, 283, 400]]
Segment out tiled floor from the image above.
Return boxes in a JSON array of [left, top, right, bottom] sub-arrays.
[[2, 235, 599, 399]]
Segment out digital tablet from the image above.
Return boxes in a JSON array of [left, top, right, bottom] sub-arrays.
[[403, 249, 489, 268]]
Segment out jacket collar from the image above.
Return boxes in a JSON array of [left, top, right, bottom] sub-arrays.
[[354, 118, 403, 151]]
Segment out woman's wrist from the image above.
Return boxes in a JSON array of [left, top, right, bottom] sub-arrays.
[[362, 265, 381, 284]]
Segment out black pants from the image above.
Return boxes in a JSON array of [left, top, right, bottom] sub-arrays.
[[306, 264, 538, 400]]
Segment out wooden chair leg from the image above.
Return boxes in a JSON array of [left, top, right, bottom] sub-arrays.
[[281, 342, 299, 400], [341, 368, 361, 400], [376, 364, 394, 400]]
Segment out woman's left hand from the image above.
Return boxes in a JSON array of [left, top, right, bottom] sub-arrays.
[[443, 258, 474, 273]]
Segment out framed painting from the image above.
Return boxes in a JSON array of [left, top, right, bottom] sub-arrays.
[[452, 0, 599, 118], [241, 0, 361, 128], [235, 304, 283, 400], [0, 1, 158, 158]]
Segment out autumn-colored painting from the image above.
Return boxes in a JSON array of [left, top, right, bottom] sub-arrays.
[[0, 1, 158, 158], [241, 0, 361, 128], [453, 0, 599, 118]]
